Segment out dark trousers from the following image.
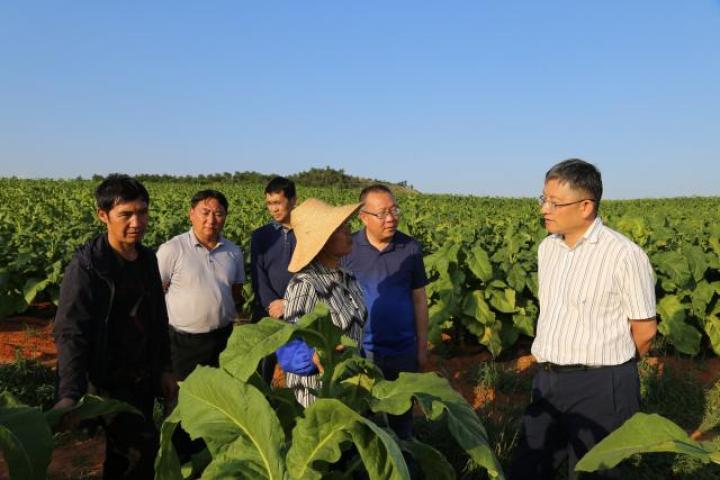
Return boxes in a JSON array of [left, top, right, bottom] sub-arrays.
[[169, 324, 233, 380], [509, 360, 640, 480], [94, 384, 158, 480], [364, 349, 418, 440], [169, 324, 233, 462]]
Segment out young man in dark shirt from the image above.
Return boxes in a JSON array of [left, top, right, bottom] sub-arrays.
[[53, 174, 176, 479], [250, 176, 297, 383]]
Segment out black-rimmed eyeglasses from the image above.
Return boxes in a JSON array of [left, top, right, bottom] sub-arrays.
[[538, 195, 595, 211], [361, 207, 401, 220]]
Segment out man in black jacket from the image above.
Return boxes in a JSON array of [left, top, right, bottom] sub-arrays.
[[53, 174, 176, 479]]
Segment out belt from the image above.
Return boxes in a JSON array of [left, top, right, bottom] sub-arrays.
[[171, 323, 233, 337], [538, 358, 634, 373]]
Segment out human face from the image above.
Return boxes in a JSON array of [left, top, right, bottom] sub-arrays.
[[97, 199, 148, 250], [321, 222, 353, 258], [189, 198, 227, 247], [359, 191, 399, 243], [540, 178, 596, 240], [266, 191, 296, 225]]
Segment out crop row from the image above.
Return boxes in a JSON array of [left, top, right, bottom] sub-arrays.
[[1, 179, 718, 357]]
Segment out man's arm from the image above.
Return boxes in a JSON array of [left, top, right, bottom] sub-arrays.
[[232, 283, 244, 307], [156, 242, 175, 293], [250, 230, 284, 319], [630, 317, 657, 357], [53, 258, 94, 407], [412, 287, 429, 371]]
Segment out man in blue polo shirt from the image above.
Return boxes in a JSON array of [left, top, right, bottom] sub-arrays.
[[250, 176, 297, 383], [343, 184, 429, 439]]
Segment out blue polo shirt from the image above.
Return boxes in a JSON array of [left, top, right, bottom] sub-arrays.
[[250, 222, 296, 320], [343, 229, 428, 356]]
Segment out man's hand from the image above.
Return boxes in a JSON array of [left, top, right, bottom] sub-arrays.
[[268, 299, 285, 319], [312, 351, 324, 374], [161, 371, 179, 403], [52, 397, 79, 431], [631, 317, 657, 357]]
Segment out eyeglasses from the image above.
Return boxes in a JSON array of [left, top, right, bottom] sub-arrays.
[[538, 195, 595, 211], [361, 207, 401, 220]]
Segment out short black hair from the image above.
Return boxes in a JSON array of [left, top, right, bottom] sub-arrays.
[[190, 189, 229, 212], [359, 184, 394, 203], [95, 174, 150, 213], [265, 176, 296, 200], [545, 159, 603, 211]]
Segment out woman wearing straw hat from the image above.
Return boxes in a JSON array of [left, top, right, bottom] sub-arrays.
[[277, 198, 367, 407]]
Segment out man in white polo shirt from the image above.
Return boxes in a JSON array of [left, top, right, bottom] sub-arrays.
[[156, 189, 245, 459], [510, 159, 657, 480], [157, 189, 245, 378]]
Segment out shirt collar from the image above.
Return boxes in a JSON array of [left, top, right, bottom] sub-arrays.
[[188, 229, 225, 249], [359, 228, 400, 252], [550, 217, 603, 248], [271, 220, 292, 231]]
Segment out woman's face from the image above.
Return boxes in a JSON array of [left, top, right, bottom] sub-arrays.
[[322, 222, 353, 258]]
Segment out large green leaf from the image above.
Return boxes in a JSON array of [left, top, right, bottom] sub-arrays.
[[466, 245, 493, 282], [400, 439, 455, 480], [0, 392, 53, 480], [705, 302, 720, 356], [481, 320, 504, 357], [328, 356, 382, 413], [22, 277, 49, 306], [175, 366, 287, 479], [219, 318, 295, 382], [691, 280, 716, 319], [657, 295, 701, 355], [512, 309, 535, 337], [488, 287, 517, 314], [286, 398, 409, 479], [506, 263, 526, 293], [462, 290, 495, 326], [370, 372, 505, 479], [654, 251, 692, 291], [683, 245, 709, 283], [155, 408, 183, 480], [575, 413, 720, 472], [428, 299, 454, 343]]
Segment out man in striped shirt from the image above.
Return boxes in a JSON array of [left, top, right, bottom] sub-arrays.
[[510, 159, 657, 480]]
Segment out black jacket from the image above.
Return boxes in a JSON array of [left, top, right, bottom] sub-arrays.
[[53, 233, 171, 401]]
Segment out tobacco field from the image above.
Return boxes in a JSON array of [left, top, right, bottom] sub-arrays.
[[1, 178, 719, 358]]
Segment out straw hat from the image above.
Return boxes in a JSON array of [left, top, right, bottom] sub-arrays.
[[288, 198, 362, 273]]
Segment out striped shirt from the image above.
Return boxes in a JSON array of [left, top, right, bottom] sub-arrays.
[[531, 218, 656, 366], [283, 260, 366, 407]]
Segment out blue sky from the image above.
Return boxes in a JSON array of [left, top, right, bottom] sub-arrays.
[[1, 1, 718, 198]]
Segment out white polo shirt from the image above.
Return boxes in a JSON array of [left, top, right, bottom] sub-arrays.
[[157, 230, 246, 334], [531, 218, 656, 366]]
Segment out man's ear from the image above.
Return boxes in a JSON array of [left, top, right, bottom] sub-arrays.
[[581, 200, 596, 220], [289, 197, 298, 209], [97, 208, 109, 225]]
